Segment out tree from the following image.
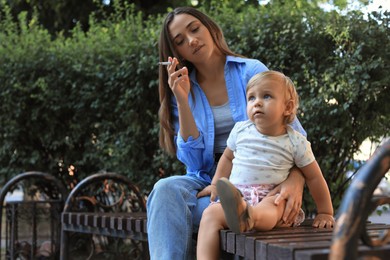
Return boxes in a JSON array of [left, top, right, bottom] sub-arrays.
[[1, 0, 374, 37], [1, 0, 195, 36]]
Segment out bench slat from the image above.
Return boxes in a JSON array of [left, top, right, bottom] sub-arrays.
[[61, 211, 147, 240], [221, 221, 390, 260], [295, 244, 390, 260]]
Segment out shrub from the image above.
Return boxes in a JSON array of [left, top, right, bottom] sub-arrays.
[[0, 1, 389, 212]]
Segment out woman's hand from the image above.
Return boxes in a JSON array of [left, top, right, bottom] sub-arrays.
[[312, 214, 334, 228], [197, 184, 218, 202], [266, 167, 305, 225], [167, 57, 190, 104]]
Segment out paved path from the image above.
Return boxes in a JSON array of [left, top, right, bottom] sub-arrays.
[[369, 210, 390, 224]]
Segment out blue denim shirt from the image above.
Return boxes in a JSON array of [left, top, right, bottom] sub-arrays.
[[171, 56, 306, 183]]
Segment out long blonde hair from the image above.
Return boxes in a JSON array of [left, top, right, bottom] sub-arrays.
[[246, 71, 299, 125], [158, 7, 241, 155]]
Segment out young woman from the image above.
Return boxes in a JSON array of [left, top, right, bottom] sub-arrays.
[[147, 7, 307, 259]]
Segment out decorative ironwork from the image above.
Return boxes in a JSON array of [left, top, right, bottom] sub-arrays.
[[5, 201, 63, 259], [60, 172, 147, 260], [0, 171, 67, 260]]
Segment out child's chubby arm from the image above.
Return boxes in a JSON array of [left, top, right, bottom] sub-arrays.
[[197, 148, 234, 202], [300, 160, 335, 228]]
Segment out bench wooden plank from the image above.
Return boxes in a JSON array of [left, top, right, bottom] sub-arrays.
[[61, 211, 147, 240], [243, 227, 333, 259], [296, 244, 390, 260], [225, 220, 321, 257], [85, 214, 94, 227], [220, 221, 390, 260], [227, 231, 237, 254], [220, 229, 229, 251], [266, 240, 332, 260]]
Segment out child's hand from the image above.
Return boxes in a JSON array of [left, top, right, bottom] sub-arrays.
[[197, 185, 218, 202], [312, 214, 335, 228]]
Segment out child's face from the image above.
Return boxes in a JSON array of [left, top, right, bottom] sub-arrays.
[[246, 78, 289, 135]]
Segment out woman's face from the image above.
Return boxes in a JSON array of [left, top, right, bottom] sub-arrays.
[[168, 14, 216, 64]]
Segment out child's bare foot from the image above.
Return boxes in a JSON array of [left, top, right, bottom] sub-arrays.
[[217, 178, 253, 233]]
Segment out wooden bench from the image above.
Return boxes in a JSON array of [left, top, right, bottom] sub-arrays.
[[59, 140, 389, 260], [220, 219, 390, 259], [220, 139, 390, 259], [59, 172, 148, 260]]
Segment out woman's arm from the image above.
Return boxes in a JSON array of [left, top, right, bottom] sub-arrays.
[[266, 166, 305, 225], [169, 58, 206, 170], [167, 58, 199, 141]]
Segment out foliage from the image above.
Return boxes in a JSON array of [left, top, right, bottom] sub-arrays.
[[1, 0, 372, 37], [0, 1, 389, 213], [207, 1, 390, 212], [0, 3, 163, 192], [1, 0, 99, 36], [228, 2, 388, 212], [0, 0, 196, 36]]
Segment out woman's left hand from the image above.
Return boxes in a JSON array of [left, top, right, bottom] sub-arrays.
[[197, 184, 218, 202]]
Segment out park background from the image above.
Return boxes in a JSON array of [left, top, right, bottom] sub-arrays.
[[0, 0, 389, 215]]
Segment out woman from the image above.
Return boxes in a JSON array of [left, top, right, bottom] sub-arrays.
[[147, 7, 306, 259]]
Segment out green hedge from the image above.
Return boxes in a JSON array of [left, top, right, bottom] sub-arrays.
[[0, 2, 389, 212]]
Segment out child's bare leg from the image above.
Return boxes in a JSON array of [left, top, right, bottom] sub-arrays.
[[251, 195, 286, 231], [197, 203, 228, 260]]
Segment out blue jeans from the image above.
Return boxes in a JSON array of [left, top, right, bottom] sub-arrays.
[[146, 174, 211, 260]]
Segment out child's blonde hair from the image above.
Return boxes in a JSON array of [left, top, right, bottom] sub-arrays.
[[246, 71, 299, 124]]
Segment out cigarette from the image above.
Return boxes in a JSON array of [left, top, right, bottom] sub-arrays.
[[158, 61, 172, 65]]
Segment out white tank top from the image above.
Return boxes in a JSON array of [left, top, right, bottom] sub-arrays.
[[211, 102, 235, 153]]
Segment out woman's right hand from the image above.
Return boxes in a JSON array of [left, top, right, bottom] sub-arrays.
[[197, 184, 218, 202], [167, 57, 190, 104]]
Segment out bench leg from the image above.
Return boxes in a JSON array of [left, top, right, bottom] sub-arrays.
[[60, 229, 68, 260]]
